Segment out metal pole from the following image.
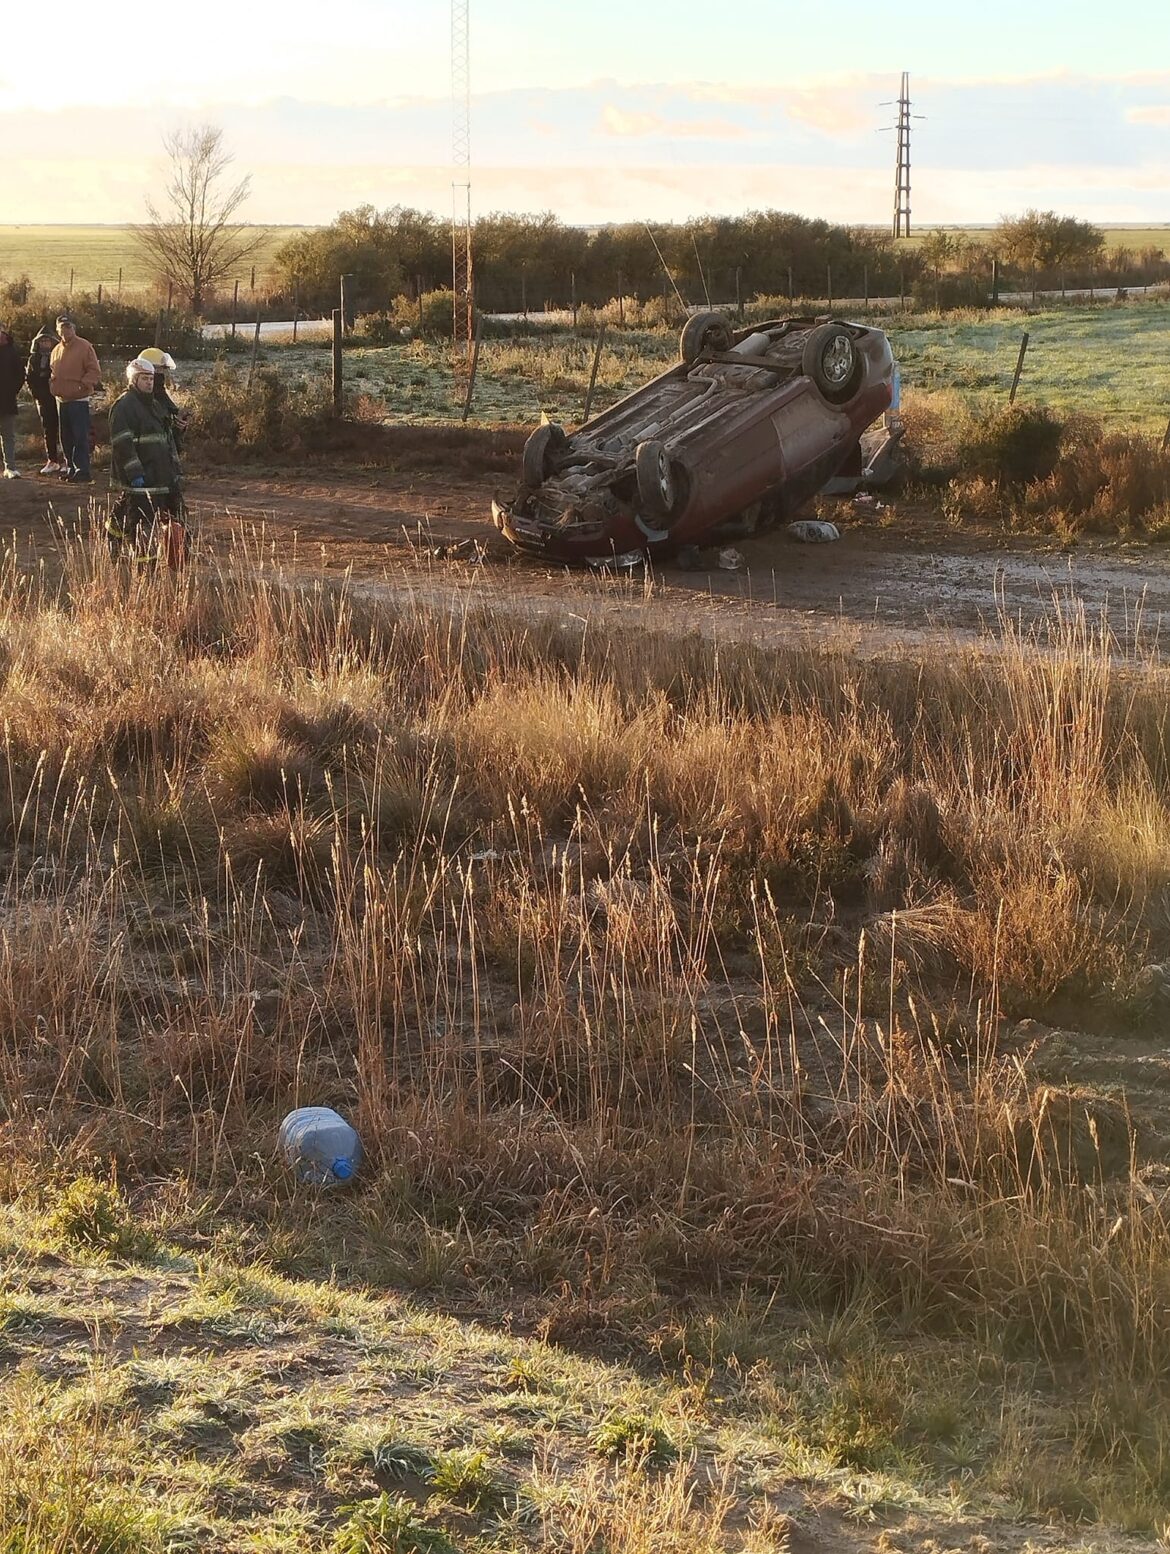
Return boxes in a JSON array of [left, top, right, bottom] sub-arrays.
[[582, 324, 607, 423], [460, 317, 483, 423], [332, 308, 343, 415], [1009, 331, 1030, 403]]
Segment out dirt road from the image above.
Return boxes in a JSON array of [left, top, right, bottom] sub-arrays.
[[5, 463, 1169, 655]]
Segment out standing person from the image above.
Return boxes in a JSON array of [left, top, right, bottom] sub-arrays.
[[107, 357, 186, 566], [25, 324, 62, 475], [0, 324, 27, 478], [49, 313, 101, 484], [138, 347, 188, 450]]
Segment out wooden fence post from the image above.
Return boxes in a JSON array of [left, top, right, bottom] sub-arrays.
[[292, 280, 299, 343], [1009, 331, 1030, 403], [460, 317, 483, 424], [827, 265, 833, 310], [735, 266, 742, 321], [230, 280, 239, 340], [69, 268, 74, 295], [332, 308, 343, 416], [582, 324, 607, 423], [247, 313, 262, 388], [787, 266, 794, 304], [863, 265, 869, 307], [571, 271, 578, 330], [117, 266, 123, 299]]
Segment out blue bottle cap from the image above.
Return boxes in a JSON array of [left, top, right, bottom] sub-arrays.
[[331, 1157, 354, 1181]]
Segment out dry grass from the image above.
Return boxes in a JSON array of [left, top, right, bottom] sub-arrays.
[[4, 531, 1170, 1535]]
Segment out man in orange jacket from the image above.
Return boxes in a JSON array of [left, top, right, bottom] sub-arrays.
[[49, 313, 101, 483]]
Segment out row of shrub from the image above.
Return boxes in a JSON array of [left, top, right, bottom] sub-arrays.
[[0, 289, 201, 358], [900, 398, 1170, 536]]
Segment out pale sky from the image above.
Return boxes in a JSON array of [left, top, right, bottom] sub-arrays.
[[2, 0, 1168, 226]]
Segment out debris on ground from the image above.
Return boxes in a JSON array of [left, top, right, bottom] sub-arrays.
[[586, 550, 645, 571], [787, 520, 840, 543], [718, 546, 745, 570]]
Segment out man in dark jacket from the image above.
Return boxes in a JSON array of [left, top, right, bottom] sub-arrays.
[[25, 324, 61, 474], [0, 325, 28, 478], [107, 356, 186, 563]]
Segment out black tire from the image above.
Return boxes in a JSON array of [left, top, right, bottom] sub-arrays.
[[801, 324, 864, 403], [679, 310, 734, 364], [635, 439, 680, 518], [522, 422, 566, 487]]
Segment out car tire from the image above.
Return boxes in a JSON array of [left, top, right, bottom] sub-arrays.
[[679, 311, 734, 364], [522, 422, 566, 487], [801, 324, 864, 404], [635, 439, 680, 518]]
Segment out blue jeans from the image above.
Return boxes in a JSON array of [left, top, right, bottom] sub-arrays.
[[58, 399, 92, 478]]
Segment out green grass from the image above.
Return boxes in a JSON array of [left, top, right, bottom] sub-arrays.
[[0, 223, 307, 294], [890, 301, 1170, 429], [181, 298, 1170, 434]]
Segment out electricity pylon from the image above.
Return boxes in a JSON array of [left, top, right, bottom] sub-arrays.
[[451, 0, 473, 357]]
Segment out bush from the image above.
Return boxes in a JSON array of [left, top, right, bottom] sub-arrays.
[[957, 403, 1064, 487], [47, 1175, 150, 1260], [186, 362, 334, 453], [0, 292, 201, 358], [387, 289, 461, 340]]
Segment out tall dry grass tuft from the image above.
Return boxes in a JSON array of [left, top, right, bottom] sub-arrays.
[[2, 530, 1170, 1415]]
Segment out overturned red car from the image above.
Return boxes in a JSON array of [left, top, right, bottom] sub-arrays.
[[492, 313, 897, 562]]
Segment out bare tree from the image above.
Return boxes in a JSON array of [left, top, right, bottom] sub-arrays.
[[134, 125, 266, 316]]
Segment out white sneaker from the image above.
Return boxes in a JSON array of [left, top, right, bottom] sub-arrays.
[[39, 461, 60, 476], [2, 469, 20, 479]]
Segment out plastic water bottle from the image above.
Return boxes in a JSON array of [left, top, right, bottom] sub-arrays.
[[277, 1107, 362, 1187]]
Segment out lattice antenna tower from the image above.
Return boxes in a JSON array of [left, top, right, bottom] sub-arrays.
[[451, 0, 473, 355], [893, 72, 912, 238]]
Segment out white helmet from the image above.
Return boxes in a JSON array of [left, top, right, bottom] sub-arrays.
[[126, 356, 155, 387]]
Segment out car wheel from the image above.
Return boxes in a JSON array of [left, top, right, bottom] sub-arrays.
[[522, 422, 566, 487], [801, 324, 864, 403], [635, 439, 680, 518], [679, 311, 734, 364]]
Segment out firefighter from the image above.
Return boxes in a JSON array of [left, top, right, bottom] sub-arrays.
[[138, 347, 188, 450], [107, 357, 186, 564]]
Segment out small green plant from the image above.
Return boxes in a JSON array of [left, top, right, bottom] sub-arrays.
[[333, 1493, 453, 1554], [590, 1410, 678, 1466], [428, 1447, 507, 1514], [46, 1175, 150, 1260], [369, 1439, 435, 1482]]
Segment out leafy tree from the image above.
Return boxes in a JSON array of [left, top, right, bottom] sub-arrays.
[[995, 210, 1103, 273], [133, 125, 265, 316]]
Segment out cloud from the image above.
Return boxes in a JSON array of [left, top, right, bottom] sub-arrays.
[[597, 103, 748, 140], [1127, 104, 1170, 124]]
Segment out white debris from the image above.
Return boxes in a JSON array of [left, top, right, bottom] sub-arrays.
[[718, 546, 745, 570], [787, 520, 840, 543]]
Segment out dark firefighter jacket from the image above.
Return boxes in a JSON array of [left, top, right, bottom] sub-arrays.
[[108, 388, 182, 494]]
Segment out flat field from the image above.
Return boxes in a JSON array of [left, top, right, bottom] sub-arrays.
[[0, 223, 305, 293], [896, 224, 1170, 252], [196, 298, 1170, 433]]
